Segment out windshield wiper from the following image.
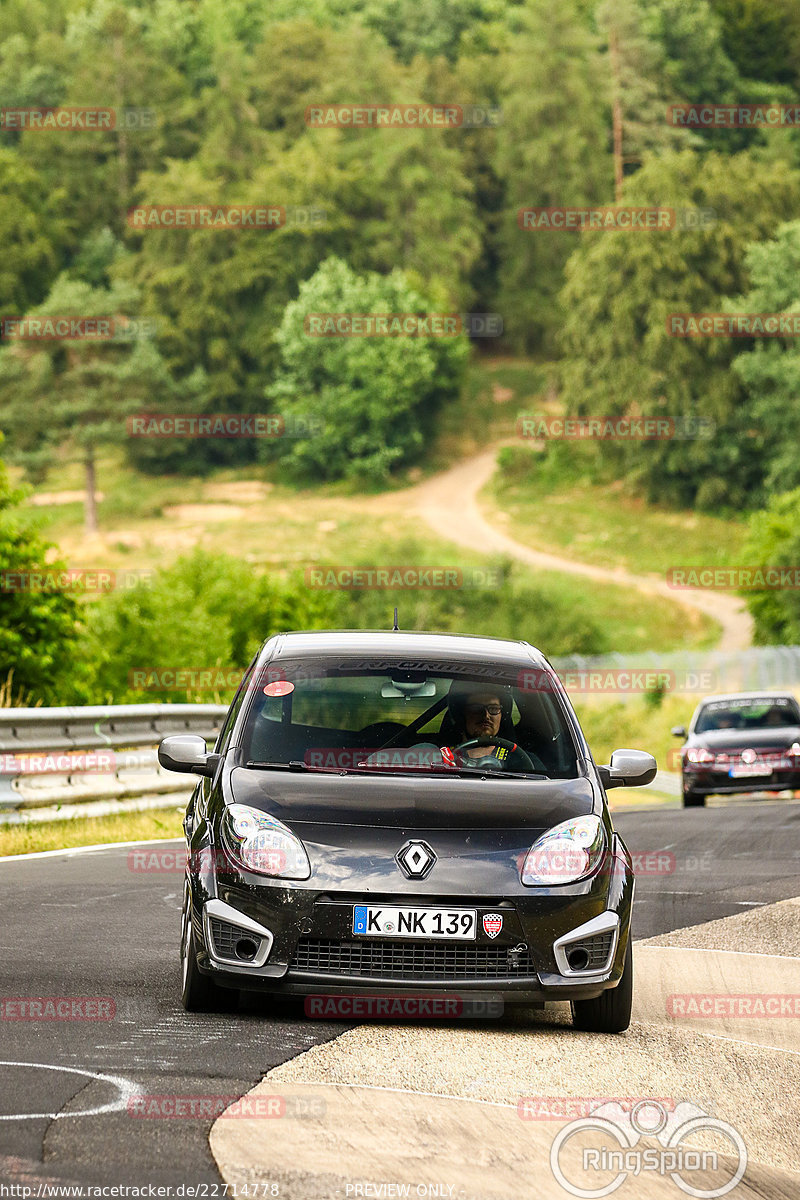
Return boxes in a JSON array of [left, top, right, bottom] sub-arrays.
[[245, 760, 546, 780], [244, 760, 316, 770]]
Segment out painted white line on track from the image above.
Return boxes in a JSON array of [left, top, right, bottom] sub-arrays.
[[0, 837, 182, 864], [0, 1061, 138, 1121]]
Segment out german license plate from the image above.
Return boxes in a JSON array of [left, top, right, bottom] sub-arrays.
[[352, 905, 476, 939], [729, 764, 773, 778]]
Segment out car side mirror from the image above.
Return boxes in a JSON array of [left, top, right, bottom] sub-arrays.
[[598, 748, 658, 790], [671, 725, 687, 738], [158, 734, 220, 778]]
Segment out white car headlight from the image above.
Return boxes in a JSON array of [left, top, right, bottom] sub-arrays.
[[686, 748, 714, 765], [222, 804, 310, 879], [521, 815, 605, 886]]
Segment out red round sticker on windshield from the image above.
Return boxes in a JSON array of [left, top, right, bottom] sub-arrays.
[[263, 680, 295, 697]]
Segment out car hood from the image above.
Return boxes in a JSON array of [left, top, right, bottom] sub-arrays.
[[229, 766, 595, 831], [691, 727, 800, 750]]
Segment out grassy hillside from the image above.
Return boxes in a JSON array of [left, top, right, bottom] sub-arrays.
[[487, 445, 744, 577], [10, 356, 745, 661]]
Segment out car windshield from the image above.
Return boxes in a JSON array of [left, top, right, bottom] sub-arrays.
[[238, 658, 578, 778], [695, 697, 800, 734]]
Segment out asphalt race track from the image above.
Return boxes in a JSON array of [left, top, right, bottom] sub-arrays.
[[1, 798, 798, 1190]]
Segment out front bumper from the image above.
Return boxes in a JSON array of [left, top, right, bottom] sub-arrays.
[[683, 765, 800, 795], [187, 842, 633, 1004]]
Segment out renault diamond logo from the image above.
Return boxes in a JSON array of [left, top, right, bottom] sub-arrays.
[[396, 840, 436, 879]]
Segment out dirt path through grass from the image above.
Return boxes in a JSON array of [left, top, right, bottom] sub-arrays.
[[369, 447, 752, 652]]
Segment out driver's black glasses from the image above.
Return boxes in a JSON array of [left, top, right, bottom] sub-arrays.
[[466, 704, 502, 717]]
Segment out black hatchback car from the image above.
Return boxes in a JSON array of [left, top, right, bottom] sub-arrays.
[[672, 691, 800, 807], [159, 631, 656, 1033]]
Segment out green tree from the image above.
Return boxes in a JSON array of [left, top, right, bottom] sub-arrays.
[[558, 150, 800, 509], [73, 550, 335, 703], [741, 489, 800, 643], [0, 233, 205, 530], [709, 0, 800, 89], [493, 0, 612, 352], [595, 0, 697, 198], [0, 149, 71, 312], [126, 20, 481, 474], [16, 1, 196, 243], [0, 439, 80, 704], [728, 221, 800, 495], [266, 256, 470, 483]]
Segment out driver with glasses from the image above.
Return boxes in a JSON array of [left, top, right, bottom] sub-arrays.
[[441, 684, 538, 772]]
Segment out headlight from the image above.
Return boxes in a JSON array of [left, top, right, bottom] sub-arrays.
[[222, 804, 311, 879], [521, 815, 605, 886], [686, 748, 714, 765]]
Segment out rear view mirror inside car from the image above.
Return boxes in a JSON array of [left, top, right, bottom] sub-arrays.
[[381, 677, 438, 699]]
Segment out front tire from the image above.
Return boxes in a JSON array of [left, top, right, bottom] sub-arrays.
[[180, 883, 239, 1013], [570, 937, 632, 1034], [682, 786, 706, 807]]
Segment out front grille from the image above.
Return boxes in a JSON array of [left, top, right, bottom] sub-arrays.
[[290, 937, 535, 980], [209, 917, 252, 959]]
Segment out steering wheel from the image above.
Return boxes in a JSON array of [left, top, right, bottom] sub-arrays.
[[452, 736, 538, 772]]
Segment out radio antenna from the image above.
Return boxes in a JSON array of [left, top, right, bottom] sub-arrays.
[[392, 606, 399, 631]]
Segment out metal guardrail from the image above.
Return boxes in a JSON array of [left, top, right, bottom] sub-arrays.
[[0, 704, 227, 823]]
